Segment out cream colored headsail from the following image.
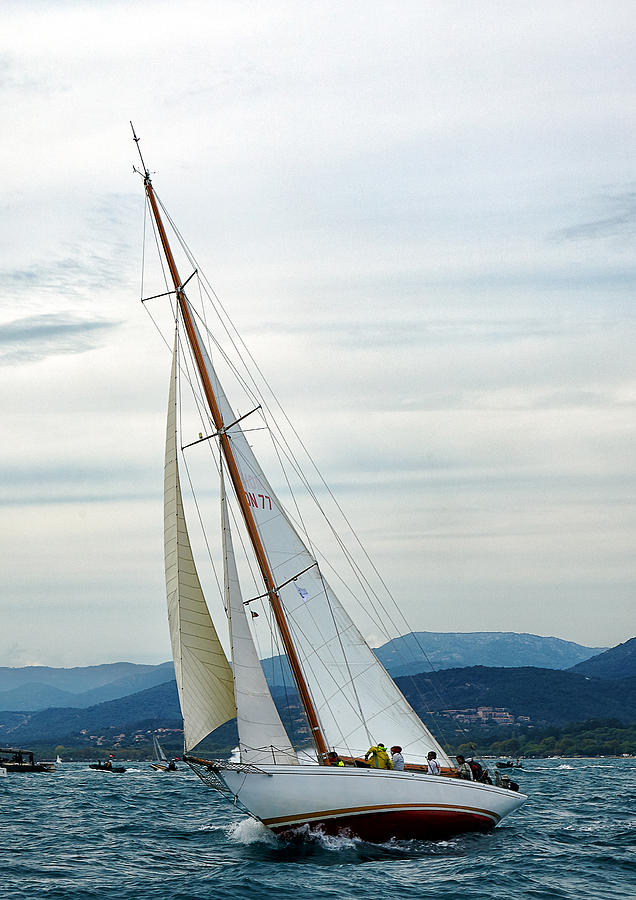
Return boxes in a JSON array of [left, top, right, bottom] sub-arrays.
[[164, 336, 236, 752], [221, 466, 298, 765]]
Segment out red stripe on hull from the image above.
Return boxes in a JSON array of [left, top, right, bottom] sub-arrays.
[[271, 808, 496, 842]]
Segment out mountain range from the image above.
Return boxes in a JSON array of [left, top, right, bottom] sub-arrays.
[[569, 637, 636, 679], [0, 662, 174, 712], [374, 631, 605, 678], [1, 665, 634, 753], [0, 636, 633, 753], [257, 631, 605, 689], [399, 668, 636, 726], [0, 632, 606, 712]]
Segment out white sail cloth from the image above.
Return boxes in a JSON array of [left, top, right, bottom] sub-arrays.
[[153, 735, 168, 762], [188, 306, 451, 767], [221, 468, 298, 766], [165, 338, 236, 752]]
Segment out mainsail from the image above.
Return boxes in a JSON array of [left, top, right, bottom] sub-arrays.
[[164, 338, 236, 751], [152, 735, 168, 763], [221, 467, 298, 765], [187, 306, 451, 767]]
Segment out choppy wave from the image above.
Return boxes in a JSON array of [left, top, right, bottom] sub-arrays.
[[0, 758, 634, 899]]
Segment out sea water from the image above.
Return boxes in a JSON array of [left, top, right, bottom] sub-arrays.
[[1, 758, 633, 899]]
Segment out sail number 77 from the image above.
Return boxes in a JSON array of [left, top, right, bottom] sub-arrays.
[[245, 491, 272, 511]]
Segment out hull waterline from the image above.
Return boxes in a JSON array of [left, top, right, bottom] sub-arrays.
[[273, 808, 494, 842], [203, 763, 526, 842]]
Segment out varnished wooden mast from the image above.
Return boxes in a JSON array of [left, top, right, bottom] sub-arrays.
[[143, 173, 329, 760]]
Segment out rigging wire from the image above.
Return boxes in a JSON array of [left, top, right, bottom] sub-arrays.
[[140, 194, 147, 304], [316, 565, 372, 748]]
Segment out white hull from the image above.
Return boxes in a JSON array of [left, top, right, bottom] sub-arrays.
[[211, 764, 526, 841]]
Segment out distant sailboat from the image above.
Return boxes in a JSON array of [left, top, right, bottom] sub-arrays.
[[133, 126, 527, 841], [150, 736, 176, 772], [56, 755, 62, 764]]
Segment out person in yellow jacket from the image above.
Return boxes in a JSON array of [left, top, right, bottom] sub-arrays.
[[364, 743, 393, 769]]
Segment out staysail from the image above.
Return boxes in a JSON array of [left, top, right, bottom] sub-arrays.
[[221, 467, 299, 765], [187, 306, 451, 767], [164, 337, 236, 752]]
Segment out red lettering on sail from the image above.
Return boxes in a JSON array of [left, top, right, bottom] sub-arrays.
[[246, 491, 272, 510]]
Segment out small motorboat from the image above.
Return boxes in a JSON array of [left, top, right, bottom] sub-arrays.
[[0, 747, 55, 773], [89, 761, 126, 774], [496, 759, 523, 769]]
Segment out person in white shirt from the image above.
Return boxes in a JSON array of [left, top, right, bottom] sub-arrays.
[[426, 751, 441, 775], [390, 746, 404, 771]]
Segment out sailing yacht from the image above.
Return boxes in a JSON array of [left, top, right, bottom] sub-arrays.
[[134, 129, 526, 841], [150, 735, 176, 771]]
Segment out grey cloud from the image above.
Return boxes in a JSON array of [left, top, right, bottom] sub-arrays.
[[4, 259, 86, 292], [0, 54, 53, 94], [0, 312, 120, 365], [248, 315, 592, 350], [0, 460, 157, 506], [554, 189, 636, 242], [1, 191, 140, 302]]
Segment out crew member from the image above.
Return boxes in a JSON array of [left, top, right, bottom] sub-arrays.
[[390, 746, 404, 771], [365, 743, 393, 769], [426, 751, 441, 775]]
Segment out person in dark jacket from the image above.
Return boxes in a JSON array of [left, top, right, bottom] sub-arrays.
[[327, 751, 345, 767]]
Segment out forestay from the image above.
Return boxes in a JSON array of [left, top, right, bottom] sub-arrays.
[[165, 338, 236, 752], [188, 306, 451, 767]]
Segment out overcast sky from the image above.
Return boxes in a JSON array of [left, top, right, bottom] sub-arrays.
[[1, 1, 634, 667]]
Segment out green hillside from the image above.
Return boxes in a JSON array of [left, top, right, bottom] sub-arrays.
[[569, 637, 636, 679], [2, 661, 635, 761], [398, 666, 636, 725]]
